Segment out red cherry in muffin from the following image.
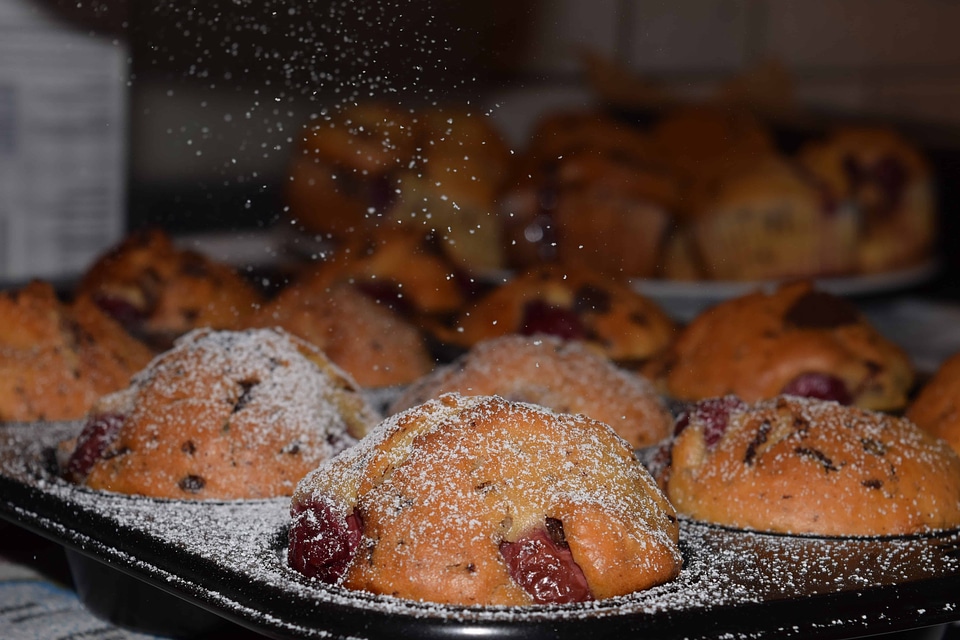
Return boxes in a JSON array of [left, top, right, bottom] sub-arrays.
[[64, 413, 126, 483], [499, 518, 592, 604], [288, 495, 363, 583], [520, 300, 586, 340], [781, 372, 852, 405]]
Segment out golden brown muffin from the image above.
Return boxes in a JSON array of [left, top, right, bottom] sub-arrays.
[[656, 281, 914, 412], [251, 275, 434, 388], [63, 328, 380, 500], [310, 225, 466, 317], [799, 127, 936, 274], [288, 103, 510, 276], [77, 229, 264, 350], [392, 107, 511, 275], [682, 155, 859, 281], [906, 352, 960, 456], [389, 335, 672, 448], [287, 102, 417, 239], [0, 281, 153, 422], [288, 393, 681, 605], [657, 395, 960, 536], [500, 110, 680, 278], [429, 264, 677, 366]]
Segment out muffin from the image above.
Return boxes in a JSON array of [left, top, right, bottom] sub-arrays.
[[657, 395, 960, 536], [681, 155, 859, 281], [391, 106, 511, 275], [500, 110, 680, 278], [288, 393, 681, 605], [390, 335, 672, 449], [77, 229, 264, 350], [429, 264, 677, 367], [288, 103, 510, 276], [311, 226, 467, 318], [655, 281, 914, 412], [0, 281, 153, 422], [906, 352, 960, 456], [286, 102, 417, 239], [651, 105, 775, 187], [250, 275, 434, 388], [799, 127, 936, 274], [63, 328, 380, 500]]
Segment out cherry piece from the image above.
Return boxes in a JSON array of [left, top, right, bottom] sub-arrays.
[[781, 372, 852, 405], [676, 396, 746, 447], [93, 294, 147, 329], [64, 413, 125, 482], [288, 496, 362, 583], [520, 300, 586, 340], [499, 523, 592, 604]]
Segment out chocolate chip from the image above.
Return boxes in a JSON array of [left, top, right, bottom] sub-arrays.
[[744, 420, 772, 466], [784, 291, 860, 329], [861, 438, 888, 457], [545, 517, 569, 549], [794, 447, 840, 472], [181, 440, 197, 455], [178, 475, 206, 493], [233, 379, 259, 413], [862, 479, 884, 490]]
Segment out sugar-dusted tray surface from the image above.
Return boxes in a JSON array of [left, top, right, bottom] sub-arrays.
[[2, 421, 960, 640]]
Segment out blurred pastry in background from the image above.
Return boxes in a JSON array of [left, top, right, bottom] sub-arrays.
[[287, 102, 510, 276], [656, 395, 960, 536], [651, 105, 775, 187], [63, 328, 379, 500], [652, 281, 914, 411], [391, 106, 511, 275], [251, 275, 434, 388], [0, 281, 153, 422], [799, 127, 936, 274], [309, 226, 468, 318], [428, 264, 676, 367], [677, 155, 859, 281], [287, 102, 417, 239], [906, 352, 960, 456], [77, 229, 264, 350], [500, 110, 680, 279], [389, 334, 672, 448]]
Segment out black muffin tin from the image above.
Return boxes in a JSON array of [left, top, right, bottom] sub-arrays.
[[2, 420, 960, 640]]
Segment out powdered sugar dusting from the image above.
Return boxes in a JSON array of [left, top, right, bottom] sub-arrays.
[[2, 421, 960, 638]]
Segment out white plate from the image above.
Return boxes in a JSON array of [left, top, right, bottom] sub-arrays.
[[631, 259, 940, 322]]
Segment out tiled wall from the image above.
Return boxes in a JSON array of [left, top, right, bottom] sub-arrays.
[[129, 0, 960, 184], [508, 0, 960, 128]]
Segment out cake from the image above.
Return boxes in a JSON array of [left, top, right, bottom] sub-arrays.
[[77, 229, 264, 350], [657, 395, 960, 536], [63, 328, 380, 499], [655, 281, 914, 412], [288, 393, 681, 605], [0, 281, 153, 422], [389, 335, 672, 448]]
